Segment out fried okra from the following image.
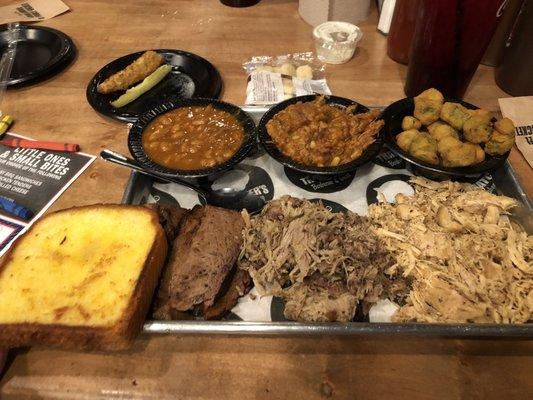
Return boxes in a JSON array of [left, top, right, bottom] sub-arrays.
[[472, 143, 486, 164], [396, 87, 516, 167], [414, 88, 444, 125], [396, 129, 421, 152], [437, 136, 463, 156], [440, 102, 471, 130], [485, 130, 515, 156], [427, 120, 447, 135], [463, 116, 492, 144], [468, 109, 492, 124], [494, 118, 515, 136], [438, 138, 483, 167], [409, 132, 439, 165], [484, 118, 515, 156], [402, 116, 422, 131], [429, 122, 459, 142]]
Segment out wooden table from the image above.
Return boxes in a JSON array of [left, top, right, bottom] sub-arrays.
[[1, 1, 532, 398]]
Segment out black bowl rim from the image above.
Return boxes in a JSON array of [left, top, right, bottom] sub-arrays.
[[1, 24, 76, 87], [382, 97, 510, 177], [256, 94, 384, 175], [128, 97, 256, 178]]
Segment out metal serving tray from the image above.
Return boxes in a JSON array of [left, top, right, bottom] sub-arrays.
[[122, 106, 533, 337]]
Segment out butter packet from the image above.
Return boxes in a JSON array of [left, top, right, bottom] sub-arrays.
[[243, 53, 332, 106]]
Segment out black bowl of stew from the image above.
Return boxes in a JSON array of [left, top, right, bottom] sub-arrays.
[[128, 98, 256, 178], [256, 95, 385, 176]]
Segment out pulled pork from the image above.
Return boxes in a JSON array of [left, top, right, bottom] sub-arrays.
[[369, 177, 533, 324], [238, 196, 409, 322]]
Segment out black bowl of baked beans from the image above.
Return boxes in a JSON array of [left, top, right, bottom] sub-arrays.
[[257, 95, 385, 175], [128, 98, 256, 178]]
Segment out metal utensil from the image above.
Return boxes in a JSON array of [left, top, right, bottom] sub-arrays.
[[0, 22, 19, 105], [101, 149, 208, 200], [101, 149, 265, 214]]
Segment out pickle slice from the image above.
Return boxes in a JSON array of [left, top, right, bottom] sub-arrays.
[[110, 64, 172, 108]]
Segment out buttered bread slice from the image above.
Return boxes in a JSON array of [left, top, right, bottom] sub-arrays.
[[0, 205, 167, 350]]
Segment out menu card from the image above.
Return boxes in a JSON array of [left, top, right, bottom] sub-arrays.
[[0, 0, 69, 25], [0, 132, 95, 256], [499, 96, 533, 168]]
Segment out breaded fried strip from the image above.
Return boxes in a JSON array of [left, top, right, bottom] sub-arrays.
[[97, 50, 164, 94]]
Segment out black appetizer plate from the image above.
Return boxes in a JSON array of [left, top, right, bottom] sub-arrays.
[[87, 49, 222, 123], [0, 24, 76, 87], [128, 98, 256, 179], [382, 97, 510, 181], [257, 95, 384, 175]]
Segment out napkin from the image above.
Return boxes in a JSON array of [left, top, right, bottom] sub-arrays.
[[0, 0, 69, 25], [498, 96, 533, 168]]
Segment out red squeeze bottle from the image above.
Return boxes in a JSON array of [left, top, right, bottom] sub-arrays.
[[405, 0, 508, 98], [387, 0, 421, 64]]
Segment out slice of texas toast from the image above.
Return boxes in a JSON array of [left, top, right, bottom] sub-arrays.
[[0, 205, 167, 350]]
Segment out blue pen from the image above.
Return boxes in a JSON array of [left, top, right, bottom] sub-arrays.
[[0, 196, 33, 221]]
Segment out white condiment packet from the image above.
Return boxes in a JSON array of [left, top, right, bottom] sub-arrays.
[[498, 96, 533, 168], [292, 77, 332, 97], [245, 71, 284, 105], [245, 71, 331, 106]]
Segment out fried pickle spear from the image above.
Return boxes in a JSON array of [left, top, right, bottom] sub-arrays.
[[97, 50, 164, 94]]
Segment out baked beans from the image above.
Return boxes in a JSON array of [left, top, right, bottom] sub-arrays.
[[142, 105, 244, 170]]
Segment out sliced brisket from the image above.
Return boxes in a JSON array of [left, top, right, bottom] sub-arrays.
[[145, 203, 189, 243], [153, 205, 245, 317]]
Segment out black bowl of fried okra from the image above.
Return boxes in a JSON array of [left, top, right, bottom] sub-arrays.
[[381, 89, 514, 181]]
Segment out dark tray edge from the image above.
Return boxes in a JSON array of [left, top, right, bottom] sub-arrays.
[[143, 320, 533, 337]]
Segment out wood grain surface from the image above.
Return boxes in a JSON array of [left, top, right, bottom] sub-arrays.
[[0, 0, 532, 398], [1, 335, 533, 399]]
